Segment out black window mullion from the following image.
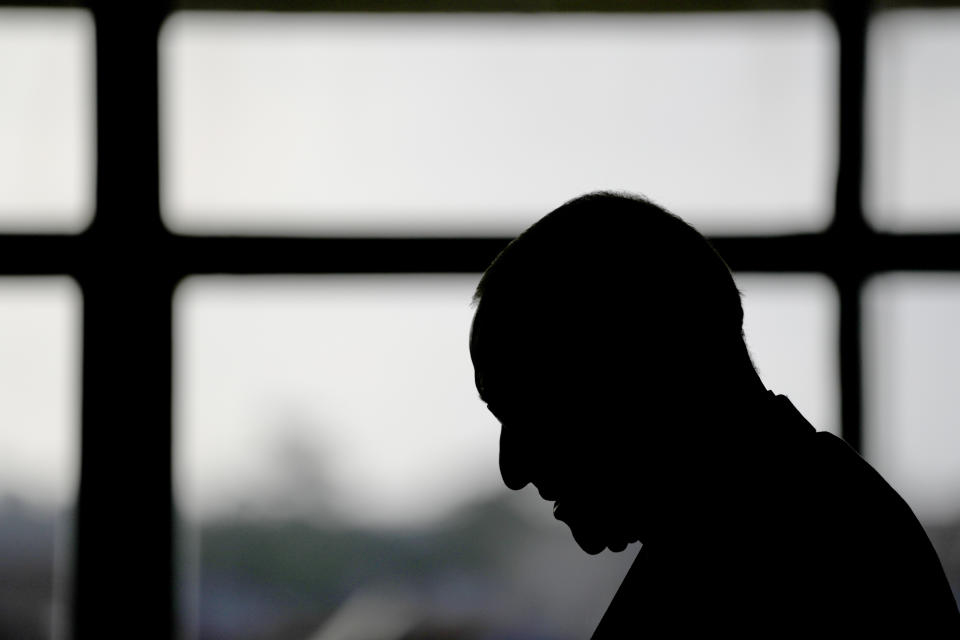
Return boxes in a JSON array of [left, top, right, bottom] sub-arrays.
[[73, 3, 174, 639], [829, 0, 871, 454]]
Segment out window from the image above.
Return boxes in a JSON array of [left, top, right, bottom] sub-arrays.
[[0, 9, 93, 232], [0, 278, 80, 640], [865, 275, 960, 523], [867, 10, 960, 229], [161, 12, 835, 235], [2, 2, 958, 638]]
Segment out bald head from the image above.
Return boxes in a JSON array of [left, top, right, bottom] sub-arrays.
[[470, 192, 752, 391]]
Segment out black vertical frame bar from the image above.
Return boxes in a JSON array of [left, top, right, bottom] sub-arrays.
[[830, 0, 871, 454], [73, 3, 174, 638]]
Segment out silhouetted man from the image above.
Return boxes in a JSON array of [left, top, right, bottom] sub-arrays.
[[469, 192, 959, 636]]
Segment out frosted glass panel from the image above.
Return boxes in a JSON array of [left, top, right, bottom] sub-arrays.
[[0, 278, 80, 509], [175, 276, 499, 526], [0, 10, 94, 231], [162, 12, 835, 235], [867, 10, 960, 229], [865, 275, 960, 525], [0, 277, 81, 640]]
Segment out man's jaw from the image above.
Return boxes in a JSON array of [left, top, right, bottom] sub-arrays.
[[534, 478, 642, 552], [607, 538, 630, 553], [571, 525, 611, 555], [555, 502, 633, 554], [554, 498, 641, 553]]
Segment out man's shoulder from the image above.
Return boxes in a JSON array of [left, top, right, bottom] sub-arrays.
[[592, 398, 960, 638], [770, 411, 927, 548], [763, 396, 910, 521], [806, 429, 917, 526], [784, 413, 960, 628]]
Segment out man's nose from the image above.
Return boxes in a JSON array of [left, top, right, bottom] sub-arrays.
[[499, 426, 532, 491]]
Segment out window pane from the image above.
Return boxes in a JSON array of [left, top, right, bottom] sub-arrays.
[[162, 12, 835, 236], [865, 275, 960, 602], [0, 10, 94, 232], [865, 275, 960, 521], [867, 10, 960, 229], [175, 273, 837, 639], [737, 274, 839, 435], [0, 278, 81, 639]]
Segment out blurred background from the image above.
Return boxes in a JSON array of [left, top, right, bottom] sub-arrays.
[[1, 2, 959, 639]]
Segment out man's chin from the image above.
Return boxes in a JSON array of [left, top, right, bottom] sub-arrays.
[[569, 524, 634, 555], [570, 526, 620, 555], [573, 533, 607, 555], [607, 539, 629, 553]]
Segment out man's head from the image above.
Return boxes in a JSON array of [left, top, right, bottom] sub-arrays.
[[469, 192, 763, 552]]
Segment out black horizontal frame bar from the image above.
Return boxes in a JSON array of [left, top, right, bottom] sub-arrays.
[[169, 0, 824, 11], [0, 0, 822, 10], [6, 0, 960, 10], [1, 231, 959, 277]]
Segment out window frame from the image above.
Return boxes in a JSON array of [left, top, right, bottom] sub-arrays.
[[2, 0, 959, 637]]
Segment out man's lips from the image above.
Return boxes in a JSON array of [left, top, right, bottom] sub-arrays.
[[535, 482, 568, 520], [553, 499, 568, 522], [549, 495, 639, 552]]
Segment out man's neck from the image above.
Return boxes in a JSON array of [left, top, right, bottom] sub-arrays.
[[642, 387, 784, 546]]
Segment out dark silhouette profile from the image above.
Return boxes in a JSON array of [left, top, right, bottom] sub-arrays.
[[469, 192, 960, 636]]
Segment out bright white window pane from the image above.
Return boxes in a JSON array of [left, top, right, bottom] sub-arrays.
[[0, 278, 80, 509], [0, 10, 94, 232], [867, 10, 960, 229], [0, 277, 81, 640], [865, 275, 960, 525], [737, 274, 839, 435], [175, 276, 501, 526], [162, 12, 835, 236]]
